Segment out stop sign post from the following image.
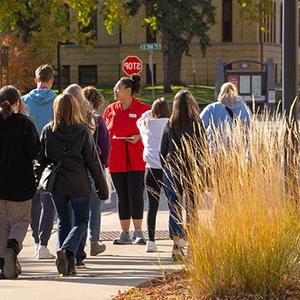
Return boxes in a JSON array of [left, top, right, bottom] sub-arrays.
[[122, 56, 143, 76]]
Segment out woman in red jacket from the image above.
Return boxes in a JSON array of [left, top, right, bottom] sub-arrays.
[[103, 75, 150, 245]]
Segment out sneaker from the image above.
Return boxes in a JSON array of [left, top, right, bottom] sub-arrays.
[[145, 241, 157, 252], [3, 248, 18, 279], [75, 259, 87, 269], [179, 238, 188, 249], [55, 249, 68, 275], [132, 230, 146, 245], [36, 246, 55, 259], [34, 243, 39, 257], [16, 257, 22, 275], [90, 241, 106, 256], [172, 244, 185, 262], [113, 231, 132, 245]]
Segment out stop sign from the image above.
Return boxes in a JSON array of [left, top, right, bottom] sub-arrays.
[[122, 56, 143, 76]]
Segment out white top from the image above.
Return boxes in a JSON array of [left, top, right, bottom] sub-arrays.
[[137, 110, 169, 169]]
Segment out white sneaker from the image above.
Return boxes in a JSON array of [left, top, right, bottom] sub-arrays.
[[179, 238, 188, 249], [34, 243, 39, 257], [145, 241, 157, 252], [36, 246, 55, 259]]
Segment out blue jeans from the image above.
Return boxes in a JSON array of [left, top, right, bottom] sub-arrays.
[[163, 171, 185, 239], [30, 192, 56, 246], [53, 195, 89, 254]]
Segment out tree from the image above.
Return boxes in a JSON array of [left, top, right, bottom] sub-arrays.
[[0, 0, 98, 91], [238, 0, 273, 64], [104, 0, 215, 92]]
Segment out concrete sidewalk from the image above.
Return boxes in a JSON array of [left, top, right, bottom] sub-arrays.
[[0, 200, 182, 300]]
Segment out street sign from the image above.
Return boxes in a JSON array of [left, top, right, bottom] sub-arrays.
[[122, 56, 143, 76], [140, 43, 161, 51]]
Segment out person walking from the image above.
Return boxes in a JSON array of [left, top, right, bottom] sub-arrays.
[[160, 90, 207, 261], [82, 86, 110, 255], [36, 93, 108, 276], [0, 86, 41, 279], [200, 82, 252, 149], [103, 75, 150, 245], [22, 64, 56, 259], [137, 98, 170, 252], [64, 84, 109, 268]]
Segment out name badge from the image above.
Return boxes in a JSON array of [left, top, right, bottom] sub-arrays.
[[129, 113, 137, 119]]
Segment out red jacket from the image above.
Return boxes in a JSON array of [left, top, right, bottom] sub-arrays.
[[103, 98, 150, 173]]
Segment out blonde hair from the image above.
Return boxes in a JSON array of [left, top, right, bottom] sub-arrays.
[[64, 84, 95, 131], [53, 93, 85, 131], [218, 82, 239, 105]]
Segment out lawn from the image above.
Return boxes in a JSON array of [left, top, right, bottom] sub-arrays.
[[97, 84, 216, 106]]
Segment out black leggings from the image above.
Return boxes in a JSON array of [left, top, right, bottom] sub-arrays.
[[111, 171, 145, 220], [145, 168, 163, 241]]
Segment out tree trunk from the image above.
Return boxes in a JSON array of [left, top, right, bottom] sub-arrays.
[[169, 40, 185, 85], [162, 31, 172, 93]]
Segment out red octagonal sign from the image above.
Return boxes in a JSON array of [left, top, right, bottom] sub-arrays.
[[122, 56, 143, 76]]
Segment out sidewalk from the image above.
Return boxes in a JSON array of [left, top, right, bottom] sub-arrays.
[[0, 196, 181, 300]]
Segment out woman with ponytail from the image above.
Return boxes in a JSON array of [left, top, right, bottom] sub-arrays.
[[103, 75, 150, 245], [0, 86, 41, 279]]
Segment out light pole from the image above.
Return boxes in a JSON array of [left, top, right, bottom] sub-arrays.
[[57, 41, 75, 94], [282, 0, 299, 202], [0, 46, 9, 87]]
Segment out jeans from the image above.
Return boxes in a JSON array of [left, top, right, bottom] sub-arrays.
[[145, 168, 163, 241], [76, 189, 102, 259], [30, 192, 55, 247], [53, 195, 89, 255], [163, 171, 185, 239]]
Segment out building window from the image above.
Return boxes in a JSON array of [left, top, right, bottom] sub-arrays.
[[62, 66, 70, 87], [222, 0, 232, 42], [263, 1, 277, 44], [298, 8, 300, 46], [146, 64, 156, 85], [79, 66, 97, 86], [280, 4, 282, 44], [53, 65, 70, 89], [79, 10, 97, 40]]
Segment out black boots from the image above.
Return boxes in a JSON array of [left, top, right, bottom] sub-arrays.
[[1, 239, 21, 279]]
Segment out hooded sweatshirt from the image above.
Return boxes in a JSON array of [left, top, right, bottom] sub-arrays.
[[0, 113, 41, 201], [200, 97, 252, 151], [22, 88, 57, 134], [37, 122, 108, 199], [137, 110, 168, 169]]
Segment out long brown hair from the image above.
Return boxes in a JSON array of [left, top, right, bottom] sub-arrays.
[[169, 90, 200, 130], [52, 93, 85, 131], [0, 85, 21, 120], [151, 98, 171, 119]]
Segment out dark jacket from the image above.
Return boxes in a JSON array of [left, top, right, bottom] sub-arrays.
[[94, 115, 111, 168], [37, 122, 108, 199], [0, 113, 41, 201], [160, 120, 207, 172]]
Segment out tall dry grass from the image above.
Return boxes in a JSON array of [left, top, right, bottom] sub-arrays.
[[172, 110, 300, 297]]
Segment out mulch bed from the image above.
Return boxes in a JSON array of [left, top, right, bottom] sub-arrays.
[[113, 270, 300, 300], [113, 270, 193, 300]]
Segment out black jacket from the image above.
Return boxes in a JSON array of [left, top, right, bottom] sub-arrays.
[[160, 120, 207, 171], [37, 122, 108, 199], [0, 113, 41, 201]]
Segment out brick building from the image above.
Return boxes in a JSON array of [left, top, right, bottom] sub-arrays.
[[59, 0, 289, 88]]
